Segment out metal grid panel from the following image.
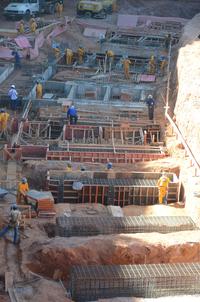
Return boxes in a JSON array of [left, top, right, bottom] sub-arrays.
[[56, 216, 197, 237], [70, 263, 200, 301]]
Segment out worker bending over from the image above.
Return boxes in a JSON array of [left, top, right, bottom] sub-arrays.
[[36, 81, 43, 99], [0, 109, 10, 138], [0, 205, 21, 244], [18, 20, 25, 34], [123, 57, 131, 79], [148, 55, 156, 74], [157, 172, 171, 205], [56, 1, 64, 18], [65, 48, 73, 65], [146, 95, 155, 120], [17, 177, 29, 204], [67, 105, 78, 125], [77, 46, 85, 65]]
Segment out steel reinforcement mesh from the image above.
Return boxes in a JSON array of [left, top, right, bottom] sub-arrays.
[[56, 216, 197, 237], [70, 263, 200, 301]]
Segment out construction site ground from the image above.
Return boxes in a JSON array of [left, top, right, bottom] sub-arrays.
[[0, 0, 200, 301]]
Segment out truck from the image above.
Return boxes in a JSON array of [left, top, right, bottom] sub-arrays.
[[76, 0, 116, 19], [3, 0, 61, 20]]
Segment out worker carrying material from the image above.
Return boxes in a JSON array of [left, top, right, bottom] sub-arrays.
[[56, 1, 64, 18], [8, 85, 18, 111], [36, 81, 43, 99], [65, 48, 73, 65], [17, 177, 29, 204], [148, 55, 156, 74], [122, 57, 131, 80], [67, 105, 78, 125], [157, 172, 171, 205], [18, 20, 25, 34], [0, 204, 21, 244], [146, 94, 155, 120], [77, 46, 85, 65], [0, 109, 10, 139]]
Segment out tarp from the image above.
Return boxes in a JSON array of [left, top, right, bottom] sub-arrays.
[[15, 36, 31, 49], [30, 31, 45, 60], [83, 27, 107, 38]]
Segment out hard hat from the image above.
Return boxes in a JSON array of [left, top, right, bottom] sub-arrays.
[[107, 162, 113, 170], [11, 204, 18, 210], [21, 177, 27, 183], [148, 95, 153, 98], [71, 105, 74, 109], [11, 85, 15, 89]]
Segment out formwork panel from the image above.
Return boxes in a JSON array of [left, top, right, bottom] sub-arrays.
[[56, 216, 197, 237], [70, 263, 200, 301]]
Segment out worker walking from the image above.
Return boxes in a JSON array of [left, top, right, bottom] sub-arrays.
[[36, 81, 43, 99], [77, 46, 85, 65], [8, 85, 18, 111], [18, 20, 25, 34], [157, 172, 171, 205], [148, 55, 156, 74], [0, 109, 10, 139], [11, 50, 21, 69], [17, 177, 29, 204], [65, 48, 73, 65], [67, 105, 78, 125], [56, 1, 64, 18], [146, 94, 155, 120], [123, 58, 131, 79], [0, 205, 21, 244]]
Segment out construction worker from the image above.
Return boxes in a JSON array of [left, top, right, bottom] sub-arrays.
[[112, 0, 117, 12], [107, 162, 113, 170], [77, 46, 85, 65], [67, 105, 78, 125], [66, 163, 72, 172], [36, 81, 43, 99], [18, 20, 25, 34], [148, 55, 156, 74], [17, 177, 29, 204], [160, 57, 168, 76], [146, 95, 155, 120], [11, 50, 21, 69], [54, 47, 61, 60], [0, 109, 10, 139], [157, 172, 171, 205], [164, 34, 171, 50], [105, 50, 114, 65], [65, 48, 73, 65], [29, 16, 37, 33], [123, 57, 131, 79], [8, 85, 18, 111], [0, 205, 21, 244], [56, 1, 64, 18]]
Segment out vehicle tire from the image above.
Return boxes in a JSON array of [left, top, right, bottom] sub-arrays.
[[84, 11, 92, 18], [25, 9, 31, 20]]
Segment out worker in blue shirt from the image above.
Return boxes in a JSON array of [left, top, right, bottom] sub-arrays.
[[12, 50, 21, 69], [67, 105, 78, 125]]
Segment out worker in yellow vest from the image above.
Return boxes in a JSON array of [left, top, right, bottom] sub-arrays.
[[77, 46, 85, 65], [18, 20, 25, 34], [157, 172, 171, 205], [54, 47, 61, 59], [56, 1, 64, 18], [36, 81, 43, 99], [0, 109, 10, 138], [65, 48, 73, 65], [29, 17, 37, 33], [148, 55, 156, 74], [105, 50, 114, 64], [17, 177, 29, 204], [123, 57, 131, 79]]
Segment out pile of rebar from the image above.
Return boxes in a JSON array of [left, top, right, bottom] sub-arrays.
[[56, 216, 197, 237]]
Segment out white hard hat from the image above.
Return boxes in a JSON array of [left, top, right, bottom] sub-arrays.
[[148, 95, 153, 98], [71, 105, 74, 108], [11, 85, 15, 89]]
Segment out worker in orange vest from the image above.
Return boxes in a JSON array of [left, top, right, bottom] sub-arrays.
[[17, 177, 29, 204], [56, 1, 64, 18], [0, 109, 10, 139], [36, 81, 43, 99], [123, 57, 131, 79], [157, 172, 171, 205]]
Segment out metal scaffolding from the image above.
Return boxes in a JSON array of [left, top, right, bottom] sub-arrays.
[[70, 263, 200, 301], [56, 216, 197, 237]]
